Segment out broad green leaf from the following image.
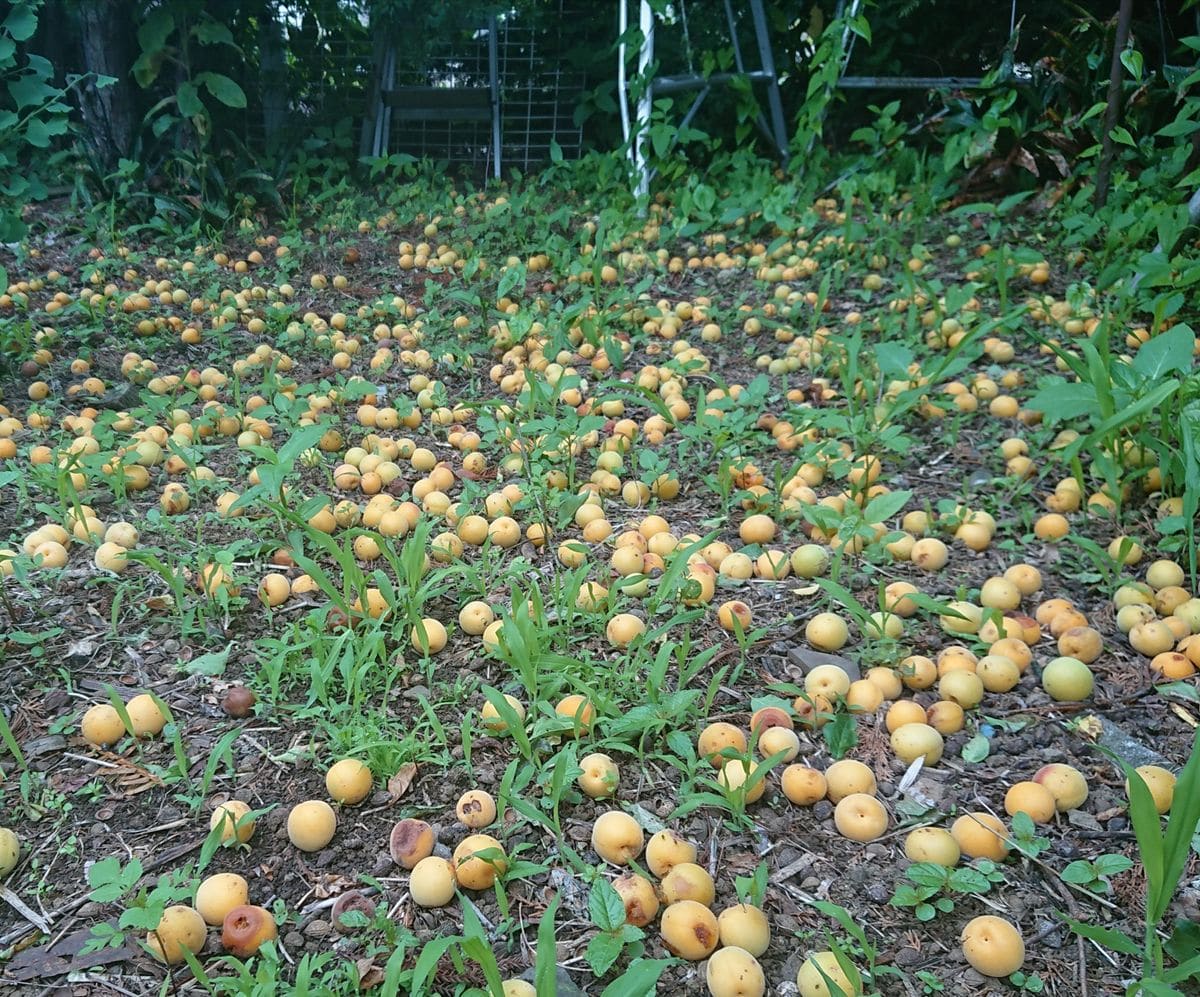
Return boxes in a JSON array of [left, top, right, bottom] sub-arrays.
[[600, 957, 673, 997], [137, 8, 175, 54], [1132, 324, 1195, 381], [586, 930, 626, 976], [874, 342, 914, 379], [589, 879, 627, 932], [176, 81, 203, 117], [179, 647, 229, 676], [1026, 378, 1096, 422], [823, 711, 858, 759], [192, 18, 235, 46], [960, 733, 990, 763], [861, 488, 911, 524], [1164, 951, 1200, 985], [196, 71, 246, 109], [1158, 118, 1200, 139], [1065, 918, 1141, 955], [1060, 860, 1096, 885]]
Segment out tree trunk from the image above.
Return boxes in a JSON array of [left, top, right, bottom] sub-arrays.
[[1094, 0, 1134, 210], [258, 3, 287, 148], [76, 0, 137, 171]]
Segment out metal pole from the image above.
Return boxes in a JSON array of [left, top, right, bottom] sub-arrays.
[[748, 0, 788, 163], [618, 0, 631, 146], [724, 0, 745, 72], [373, 47, 395, 158], [488, 15, 500, 179], [634, 0, 654, 200], [723, 0, 777, 149]]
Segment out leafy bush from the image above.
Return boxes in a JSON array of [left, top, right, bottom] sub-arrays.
[[0, 1, 112, 240]]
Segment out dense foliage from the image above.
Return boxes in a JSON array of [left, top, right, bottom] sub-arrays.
[[0, 0, 1196, 236]]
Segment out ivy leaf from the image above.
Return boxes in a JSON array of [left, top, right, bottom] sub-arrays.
[[8, 74, 57, 110], [1110, 125, 1136, 147], [1120, 48, 1143, 81], [3, 5, 39, 42]]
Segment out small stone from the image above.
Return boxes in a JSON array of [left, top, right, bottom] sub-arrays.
[[1054, 838, 1079, 859], [1038, 919, 1068, 949], [23, 735, 66, 759], [813, 800, 833, 820], [285, 931, 303, 949], [1067, 810, 1101, 832], [894, 947, 921, 967]]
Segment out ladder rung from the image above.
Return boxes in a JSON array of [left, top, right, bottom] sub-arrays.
[[836, 75, 1013, 89], [651, 70, 773, 96]]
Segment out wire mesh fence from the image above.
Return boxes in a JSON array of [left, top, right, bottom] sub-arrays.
[[376, 2, 587, 173]]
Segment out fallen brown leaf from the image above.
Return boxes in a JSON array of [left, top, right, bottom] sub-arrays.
[[357, 956, 385, 989], [387, 762, 418, 802]]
